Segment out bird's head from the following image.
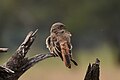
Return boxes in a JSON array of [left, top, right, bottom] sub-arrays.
[[50, 22, 65, 33]]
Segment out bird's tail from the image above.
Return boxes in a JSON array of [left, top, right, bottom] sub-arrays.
[[63, 54, 71, 68], [60, 41, 71, 69]]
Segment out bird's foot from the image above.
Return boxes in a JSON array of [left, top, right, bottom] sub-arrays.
[[50, 53, 58, 57]]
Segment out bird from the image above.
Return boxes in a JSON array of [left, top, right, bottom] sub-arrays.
[[46, 22, 78, 68]]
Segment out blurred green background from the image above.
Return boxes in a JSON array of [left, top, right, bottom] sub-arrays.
[[0, 0, 120, 80]]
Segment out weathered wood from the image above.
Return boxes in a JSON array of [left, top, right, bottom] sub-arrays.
[[0, 48, 8, 52], [0, 29, 54, 80], [84, 58, 100, 80], [4, 30, 38, 71]]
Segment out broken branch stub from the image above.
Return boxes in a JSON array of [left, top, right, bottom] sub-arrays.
[[0, 29, 55, 80], [0, 48, 8, 53], [4, 29, 38, 71], [84, 58, 100, 80]]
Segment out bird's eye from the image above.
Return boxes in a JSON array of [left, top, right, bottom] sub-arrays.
[[61, 30, 65, 33]]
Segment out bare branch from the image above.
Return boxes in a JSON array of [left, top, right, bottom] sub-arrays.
[[84, 58, 100, 80], [4, 29, 38, 71], [0, 29, 56, 80], [15, 53, 54, 77], [0, 48, 8, 52]]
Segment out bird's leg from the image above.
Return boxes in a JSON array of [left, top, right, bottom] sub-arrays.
[[50, 52, 58, 57]]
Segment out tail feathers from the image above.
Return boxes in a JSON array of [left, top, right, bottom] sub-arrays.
[[71, 59, 78, 66], [64, 54, 71, 69], [63, 54, 78, 68]]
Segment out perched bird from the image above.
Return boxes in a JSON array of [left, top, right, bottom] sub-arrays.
[[46, 22, 78, 68]]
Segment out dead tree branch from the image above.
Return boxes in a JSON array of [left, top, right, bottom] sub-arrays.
[[84, 58, 100, 80], [0, 29, 54, 80], [0, 48, 8, 53]]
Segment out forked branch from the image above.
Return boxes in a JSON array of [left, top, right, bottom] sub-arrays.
[[0, 29, 54, 80]]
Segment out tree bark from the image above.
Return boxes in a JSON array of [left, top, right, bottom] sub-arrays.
[[0, 48, 8, 53], [0, 29, 54, 80], [84, 58, 100, 80]]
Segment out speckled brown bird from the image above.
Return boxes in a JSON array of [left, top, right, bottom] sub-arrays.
[[46, 22, 78, 68]]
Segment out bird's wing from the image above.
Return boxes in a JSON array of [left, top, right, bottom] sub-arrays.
[[46, 36, 54, 53], [46, 35, 63, 60], [65, 31, 72, 55], [67, 42, 72, 55], [54, 41, 63, 60]]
